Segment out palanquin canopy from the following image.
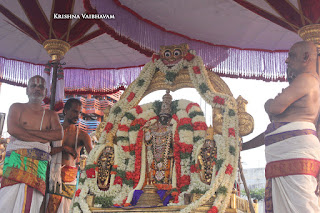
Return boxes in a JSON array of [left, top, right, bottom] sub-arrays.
[[0, 0, 319, 94]]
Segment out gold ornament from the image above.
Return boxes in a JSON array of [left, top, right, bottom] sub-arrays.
[[97, 146, 114, 190], [205, 126, 214, 141], [43, 39, 70, 60], [160, 90, 172, 115], [298, 24, 320, 47], [143, 68, 232, 98], [135, 184, 163, 207], [197, 133, 217, 185], [212, 96, 254, 137], [236, 96, 254, 136], [0, 139, 7, 178], [159, 43, 189, 64], [212, 108, 223, 135]]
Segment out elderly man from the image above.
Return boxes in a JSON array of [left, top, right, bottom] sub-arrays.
[[0, 75, 63, 212], [242, 41, 320, 212], [46, 98, 92, 213]]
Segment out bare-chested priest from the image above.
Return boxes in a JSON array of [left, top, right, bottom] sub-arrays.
[[242, 41, 320, 212], [46, 98, 92, 213], [0, 75, 63, 212]]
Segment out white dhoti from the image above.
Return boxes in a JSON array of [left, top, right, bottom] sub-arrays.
[[0, 139, 51, 213], [265, 122, 320, 213], [0, 183, 44, 213]]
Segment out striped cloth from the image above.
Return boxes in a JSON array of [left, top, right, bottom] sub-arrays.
[[0, 139, 51, 212], [1, 149, 50, 195], [264, 122, 320, 213]]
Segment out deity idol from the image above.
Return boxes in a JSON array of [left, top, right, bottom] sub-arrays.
[[144, 90, 174, 187], [97, 146, 114, 190], [136, 90, 175, 206], [197, 126, 217, 185]]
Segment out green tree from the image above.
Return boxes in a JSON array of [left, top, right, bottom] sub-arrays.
[[241, 188, 265, 201]]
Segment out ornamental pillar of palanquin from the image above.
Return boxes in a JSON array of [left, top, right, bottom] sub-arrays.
[[43, 39, 71, 61], [298, 24, 320, 48], [298, 24, 320, 75], [43, 39, 71, 110]]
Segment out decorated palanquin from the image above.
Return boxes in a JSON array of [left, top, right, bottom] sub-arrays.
[[71, 44, 257, 213]]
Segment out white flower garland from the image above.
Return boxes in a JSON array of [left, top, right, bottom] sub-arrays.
[[153, 57, 187, 84], [114, 100, 206, 204], [180, 55, 239, 213], [71, 49, 239, 213]]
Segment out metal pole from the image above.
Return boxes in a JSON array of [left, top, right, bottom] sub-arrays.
[[238, 156, 256, 213], [317, 47, 319, 76]]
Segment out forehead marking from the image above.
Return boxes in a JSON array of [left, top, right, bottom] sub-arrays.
[[34, 78, 43, 85], [29, 77, 45, 86]]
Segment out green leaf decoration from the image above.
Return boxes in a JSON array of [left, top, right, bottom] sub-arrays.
[[216, 159, 224, 170], [199, 83, 209, 94], [129, 124, 141, 131], [116, 136, 129, 142], [178, 124, 193, 131], [153, 101, 162, 116], [116, 170, 126, 179], [165, 72, 178, 82], [180, 185, 189, 192], [228, 109, 235, 117], [189, 111, 204, 118], [85, 164, 97, 170], [124, 112, 136, 120], [123, 179, 134, 187], [217, 186, 227, 195], [79, 178, 86, 184], [171, 100, 179, 115], [193, 136, 202, 143], [138, 79, 145, 87], [180, 152, 192, 159], [113, 106, 122, 115], [125, 158, 129, 165], [190, 189, 206, 194], [73, 202, 81, 209], [229, 145, 236, 156], [94, 196, 115, 208]]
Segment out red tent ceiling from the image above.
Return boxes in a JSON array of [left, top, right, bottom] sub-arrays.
[[0, 0, 105, 46], [235, 0, 320, 32]]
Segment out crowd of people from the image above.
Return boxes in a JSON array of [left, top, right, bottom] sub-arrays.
[[0, 75, 92, 212]]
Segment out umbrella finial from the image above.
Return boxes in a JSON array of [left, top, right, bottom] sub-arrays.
[[43, 39, 71, 60], [298, 24, 320, 75], [298, 24, 320, 48]]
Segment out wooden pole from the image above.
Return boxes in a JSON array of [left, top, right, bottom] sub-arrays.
[[49, 60, 59, 110], [238, 156, 256, 213], [317, 47, 319, 75]]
